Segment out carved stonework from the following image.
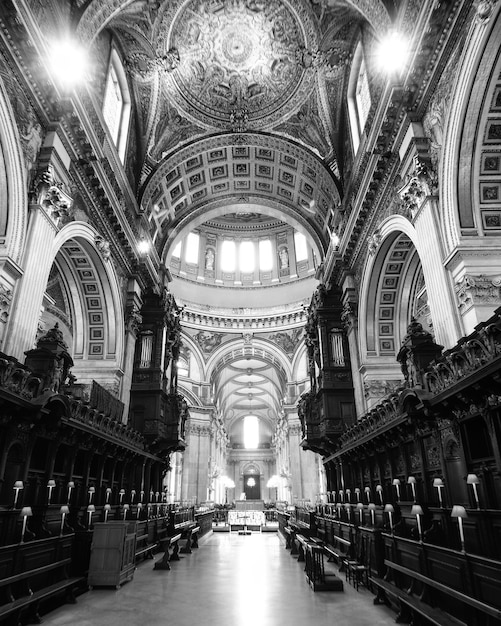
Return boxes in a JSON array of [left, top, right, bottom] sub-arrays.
[[398, 155, 438, 217], [31, 166, 73, 223], [269, 329, 303, 355], [367, 229, 382, 256], [475, 0, 499, 22], [0, 282, 13, 323], [455, 274, 501, 312], [164, 0, 319, 130], [363, 379, 403, 399], [341, 301, 357, 330], [95, 235, 111, 262], [194, 330, 223, 353], [126, 48, 180, 78], [126, 307, 143, 336]]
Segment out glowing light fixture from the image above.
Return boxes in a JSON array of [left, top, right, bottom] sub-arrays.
[[376, 31, 409, 75], [49, 38, 88, 89], [138, 239, 150, 255], [451, 505, 467, 551]]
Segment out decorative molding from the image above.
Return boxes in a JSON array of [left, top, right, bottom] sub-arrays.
[[0, 282, 12, 323], [95, 234, 111, 263], [455, 274, 501, 312]]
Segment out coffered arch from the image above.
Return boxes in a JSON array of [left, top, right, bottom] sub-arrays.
[[0, 74, 27, 265], [359, 225, 426, 363], [442, 5, 501, 251], [141, 132, 341, 260], [49, 223, 125, 375]]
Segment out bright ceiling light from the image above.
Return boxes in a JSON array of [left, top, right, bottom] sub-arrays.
[[138, 239, 150, 255], [376, 31, 409, 75], [49, 38, 88, 89]]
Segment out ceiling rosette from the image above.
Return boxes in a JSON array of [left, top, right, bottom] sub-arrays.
[[159, 0, 320, 131]]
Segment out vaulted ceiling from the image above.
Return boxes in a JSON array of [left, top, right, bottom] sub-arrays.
[[70, 0, 393, 443]]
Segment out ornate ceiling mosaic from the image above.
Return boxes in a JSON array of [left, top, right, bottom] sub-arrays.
[[163, 0, 319, 131]]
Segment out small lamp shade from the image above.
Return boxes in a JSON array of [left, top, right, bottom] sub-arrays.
[[47, 479, 56, 488], [60, 505, 69, 515], [411, 504, 423, 516], [104, 504, 111, 511], [433, 478, 444, 487], [407, 476, 416, 484], [21, 506, 32, 517], [451, 505, 467, 518], [392, 479, 400, 486], [67, 481, 75, 488], [368, 503, 376, 511], [466, 474, 479, 485], [376, 485, 383, 491], [356, 502, 364, 510], [384, 504, 394, 513]]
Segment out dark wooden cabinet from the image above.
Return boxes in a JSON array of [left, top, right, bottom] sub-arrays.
[[88, 522, 136, 589]]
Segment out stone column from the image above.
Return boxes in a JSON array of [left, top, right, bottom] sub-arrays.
[[341, 279, 366, 418], [412, 195, 462, 348], [122, 279, 143, 423], [4, 167, 72, 359]]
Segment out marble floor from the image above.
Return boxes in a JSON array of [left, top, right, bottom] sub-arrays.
[[43, 532, 396, 626]]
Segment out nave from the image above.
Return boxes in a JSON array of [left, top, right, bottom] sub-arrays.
[[41, 533, 395, 626]]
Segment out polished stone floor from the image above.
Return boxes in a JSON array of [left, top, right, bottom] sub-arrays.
[[43, 532, 396, 626]]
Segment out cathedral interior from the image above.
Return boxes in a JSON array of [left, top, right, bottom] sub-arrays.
[[1, 0, 501, 624]]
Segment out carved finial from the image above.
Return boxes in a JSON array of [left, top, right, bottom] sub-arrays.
[[37, 322, 68, 350]]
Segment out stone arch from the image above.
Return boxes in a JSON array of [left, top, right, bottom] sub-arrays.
[[0, 71, 27, 265], [49, 223, 125, 386], [345, 0, 391, 37], [441, 5, 501, 252], [76, 0, 137, 44], [359, 219, 423, 360]]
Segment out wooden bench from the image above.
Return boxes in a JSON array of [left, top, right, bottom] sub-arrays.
[[135, 529, 154, 561], [295, 534, 311, 562], [283, 526, 293, 550], [0, 557, 84, 625], [323, 534, 352, 571], [304, 543, 344, 592], [153, 533, 182, 570], [179, 525, 200, 554], [371, 559, 501, 626]]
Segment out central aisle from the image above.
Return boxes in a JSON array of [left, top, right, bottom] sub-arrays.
[[43, 532, 396, 626]]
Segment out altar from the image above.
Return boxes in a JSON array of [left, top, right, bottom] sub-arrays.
[[228, 507, 265, 532]]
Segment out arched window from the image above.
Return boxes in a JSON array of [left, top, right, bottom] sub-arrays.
[[239, 241, 255, 273], [347, 42, 371, 154], [259, 239, 272, 271], [221, 240, 236, 272], [243, 415, 259, 449], [103, 49, 131, 162], [185, 232, 199, 264], [294, 232, 308, 262]]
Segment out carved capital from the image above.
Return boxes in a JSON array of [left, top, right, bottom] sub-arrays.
[[0, 282, 13, 324], [455, 274, 501, 312], [31, 165, 73, 223], [126, 307, 143, 335], [367, 229, 382, 256], [95, 234, 111, 262], [398, 155, 438, 217]]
